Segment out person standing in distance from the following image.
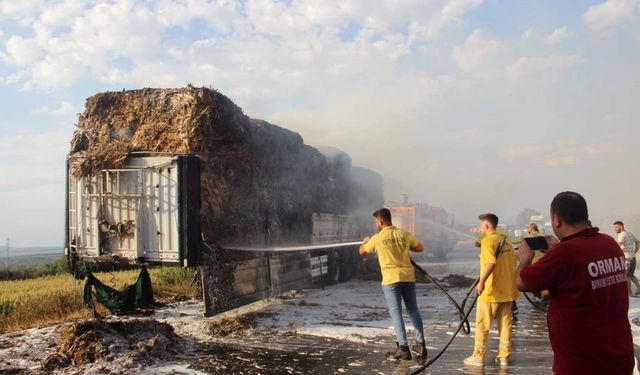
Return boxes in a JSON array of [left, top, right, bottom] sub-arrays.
[[613, 221, 640, 296], [359, 208, 427, 362], [516, 192, 634, 375], [464, 214, 520, 368]]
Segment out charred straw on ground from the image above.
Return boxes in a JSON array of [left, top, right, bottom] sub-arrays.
[[42, 319, 184, 371]]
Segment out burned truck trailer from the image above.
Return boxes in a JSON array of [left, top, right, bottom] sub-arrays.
[[65, 155, 201, 269], [65, 154, 374, 315], [65, 87, 383, 315]]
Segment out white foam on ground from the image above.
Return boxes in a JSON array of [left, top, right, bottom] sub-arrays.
[[0, 301, 209, 374], [0, 325, 59, 371], [251, 280, 463, 344]]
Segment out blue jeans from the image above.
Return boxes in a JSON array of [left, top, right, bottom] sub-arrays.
[[382, 282, 425, 347]]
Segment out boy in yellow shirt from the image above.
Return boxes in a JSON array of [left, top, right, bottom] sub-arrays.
[[360, 208, 426, 361], [465, 213, 520, 368]]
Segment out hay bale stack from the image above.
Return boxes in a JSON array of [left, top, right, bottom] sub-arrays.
[[69, 86, 349, 245], [69, 86, 385, 315]]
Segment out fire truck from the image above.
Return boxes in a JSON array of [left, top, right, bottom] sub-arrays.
[[385, 197, 456, 259]]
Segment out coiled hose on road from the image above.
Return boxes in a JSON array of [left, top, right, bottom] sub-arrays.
[[408, 259, 547, 374], [523, 289, 549, 313], [408, 260, 480, 375]]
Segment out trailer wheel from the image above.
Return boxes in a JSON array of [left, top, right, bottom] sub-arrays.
[[326, 251, 340, 285], [338, 251, 352, 283], [349, 248, 361, 278], [326, 250, 353, 285]]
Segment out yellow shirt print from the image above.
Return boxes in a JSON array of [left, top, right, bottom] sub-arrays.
[[362, 226, 419, 285]]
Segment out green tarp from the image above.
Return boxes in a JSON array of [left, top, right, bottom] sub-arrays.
[[83, 267, 154, 315]]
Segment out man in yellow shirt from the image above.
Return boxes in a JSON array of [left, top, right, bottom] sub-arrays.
[[465, 213, 520, 368], [527, 223, 548, 263], [528, 223, 540, 237], [359, 208, 426, 362]]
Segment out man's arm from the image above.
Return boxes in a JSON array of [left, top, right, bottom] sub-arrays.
[[407, 233, 423, 252], [516, 235, 559, 291], [515, 238, 534, 291], [358, 245, 366, 256], [410, 242, 424, 253], [359, 236, 371, 256], [477, 263, 495, 294], [476, 236, 497, 294], [474, 234, 484, 248]]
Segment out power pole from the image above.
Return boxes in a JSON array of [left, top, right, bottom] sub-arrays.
[[5, 238, 9, 269]]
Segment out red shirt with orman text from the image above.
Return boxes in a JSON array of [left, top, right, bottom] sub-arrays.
[[520, 227, 634, 375]]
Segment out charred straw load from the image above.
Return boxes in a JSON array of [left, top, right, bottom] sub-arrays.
[[69, 86, 384, 313], [69, 86, 356, 245]]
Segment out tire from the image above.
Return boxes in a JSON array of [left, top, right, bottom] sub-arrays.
[[350, 247, 361, 276], [523, 291, 548, 312], [338, 250, 353, 283], [326, 250, 340, 285], [326, 249, 354, 285]]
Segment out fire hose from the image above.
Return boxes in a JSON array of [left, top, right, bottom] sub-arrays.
[[408, 240, 549, 374], [523, 290, 548, 313], [410, 259, 475, 335], [408, 260, 480, 375], [406, 234, 507, 374]]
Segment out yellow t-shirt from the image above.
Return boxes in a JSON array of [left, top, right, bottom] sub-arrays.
[[476, 229, 507, 245], [362, 226, 419, 285], [479, 231, 521, 302]]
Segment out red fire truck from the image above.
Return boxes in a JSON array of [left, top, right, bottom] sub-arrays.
[[385, 198, 455, 259]]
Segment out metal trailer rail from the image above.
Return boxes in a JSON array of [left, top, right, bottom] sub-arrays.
[[223, 241, 363, 252], [223, 241, 364, 286], [201, 240, 364, 316]]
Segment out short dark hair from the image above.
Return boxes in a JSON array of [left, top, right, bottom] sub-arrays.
[[613, 221, 624, 227], [550, 192, 589, 226], [373, 208, 392, 224], [529, 223, 539, 232], [478, 213, 499, 228]]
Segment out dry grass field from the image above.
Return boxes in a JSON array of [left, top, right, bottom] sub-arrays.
[[0, 267, 198, 332]]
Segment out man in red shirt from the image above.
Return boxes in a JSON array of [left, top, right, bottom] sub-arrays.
[[515, 192, 634, 374]]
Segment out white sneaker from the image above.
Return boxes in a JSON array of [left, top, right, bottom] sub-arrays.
[[495, 357, 508, 366], [464, 355, 484, 367]]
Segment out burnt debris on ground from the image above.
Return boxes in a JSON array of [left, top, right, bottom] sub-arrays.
[[356, 255, 474, 287], [191, 338, 390, 375], [207, 311, 273, 338], [42, 319, 184, 371], [438, 274, 476, 287]]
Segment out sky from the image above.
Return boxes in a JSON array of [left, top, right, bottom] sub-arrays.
[[0, 0, 639, 246]]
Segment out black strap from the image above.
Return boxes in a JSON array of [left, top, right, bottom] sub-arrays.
[[495, 234, 507, 258]]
